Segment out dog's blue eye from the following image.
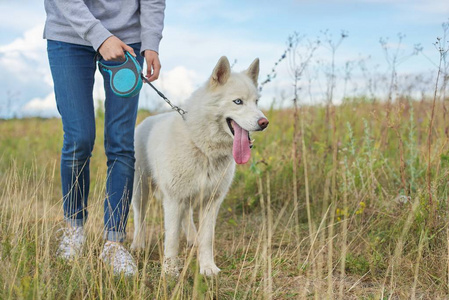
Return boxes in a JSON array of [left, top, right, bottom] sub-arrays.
[[233, 99, 243, 105]]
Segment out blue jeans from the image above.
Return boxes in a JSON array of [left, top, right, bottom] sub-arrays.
[[47, 40, 144, 242]]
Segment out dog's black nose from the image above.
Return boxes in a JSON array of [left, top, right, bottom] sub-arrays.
[[258, 117, 269, 130]]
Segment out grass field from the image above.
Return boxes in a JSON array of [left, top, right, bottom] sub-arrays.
[[1, 96, 449, 299]]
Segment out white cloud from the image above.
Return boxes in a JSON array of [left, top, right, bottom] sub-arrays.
[[0, 24, 49, 83], [0, 24, 111, 118], [0, 0, 444, 118], [0, 2, 45, 29], [158, 66, 200, 101], [0, 25, 47, 73], [157, 25, 288, 109], [138, 66, 200, 112], [21, 92, 58, 118], [161, 25, 286, 73], [0, 24, 54, 118], [20, 80, 106, 118]]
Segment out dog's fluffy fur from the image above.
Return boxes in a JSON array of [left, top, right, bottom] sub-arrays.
[[131, 56, 268, 276]]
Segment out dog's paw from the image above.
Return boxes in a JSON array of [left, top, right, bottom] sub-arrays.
[[186, 237, 196, 248], [163, 257, 182, 277], [184, 227, 197, 248], [130, 241, 145, 251], [200, 263, 221, 276]]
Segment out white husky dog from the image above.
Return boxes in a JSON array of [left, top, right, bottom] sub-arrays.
[[131, 56, 269, 276]]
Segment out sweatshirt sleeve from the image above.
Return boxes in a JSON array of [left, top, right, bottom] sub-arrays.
[[52, 0, 112, 51], [140, 0, 166, 55]]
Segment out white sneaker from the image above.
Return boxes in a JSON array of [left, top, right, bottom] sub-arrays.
[[57, 226, 85, 260], [99, 241, 137, 276]]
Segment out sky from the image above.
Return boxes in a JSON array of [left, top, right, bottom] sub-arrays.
[[0, 0, 448, 118]]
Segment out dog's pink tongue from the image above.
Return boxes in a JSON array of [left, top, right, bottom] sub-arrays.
[[232, 120, 251, 164]]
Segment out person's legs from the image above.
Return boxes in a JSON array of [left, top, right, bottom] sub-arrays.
[[49, 40, 142, 274], [99, 43, 144, 243], [47, 40, 96, 259], [47, 40, 97, 227], [96, 44, 143, 276]]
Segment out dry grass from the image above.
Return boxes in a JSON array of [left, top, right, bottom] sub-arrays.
[[1, 98, 449, 299]]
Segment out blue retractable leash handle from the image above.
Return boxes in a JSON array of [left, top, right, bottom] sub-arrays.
[[98, 51, 143, 98], [97, 51, 187, 118]]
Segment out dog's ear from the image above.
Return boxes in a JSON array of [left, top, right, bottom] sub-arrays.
[[210, 56, 231, 87], [245, 58, 259, 86]]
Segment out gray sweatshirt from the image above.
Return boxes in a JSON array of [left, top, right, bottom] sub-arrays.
[[43, 0, 166, 54]]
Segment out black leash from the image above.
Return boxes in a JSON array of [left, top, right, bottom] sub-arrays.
[[141, 74, 188, 120]]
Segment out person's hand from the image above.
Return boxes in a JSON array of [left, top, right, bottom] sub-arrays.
[[98, 36, 136, 61], [144, 50, 161, 82]]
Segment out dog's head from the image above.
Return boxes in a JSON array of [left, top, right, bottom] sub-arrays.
[[208, 56, 269, 164]]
